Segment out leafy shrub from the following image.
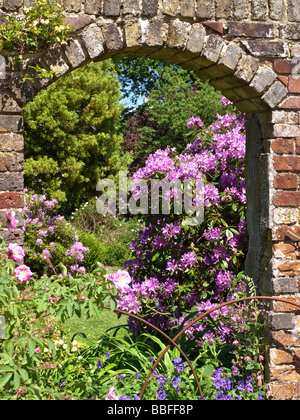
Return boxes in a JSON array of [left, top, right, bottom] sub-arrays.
[[0, 0, 70, 52], [114, 99, 248, 344], [0, 233, 118, 400], [24, 193, 89, 277], [46, 326, 272, 400], [76, 231, 105, 272], [0, 210, 273, 400], [121, 65, 226, 174], [24, 60, 131, 215], [71, 200, 144, 267]]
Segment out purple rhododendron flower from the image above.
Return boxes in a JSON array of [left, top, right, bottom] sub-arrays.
[[115, 110, 248, 346]]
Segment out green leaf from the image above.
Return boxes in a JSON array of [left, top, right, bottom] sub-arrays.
[[88, 300, 95, 317], [225, 229, 233, 238], [7, 343, 14, 359], [13, 372, 20, 390], [28, 339, 36, 357], [202, 364, 215, 379], [0, 366, 14, 373], [109, 298, 116, 313], [47, 339, 56, 356], [18, 368, 29, 381], [220, 219, 229, 228], [67, 304, 73, 318], [0, 373, 12, 388]]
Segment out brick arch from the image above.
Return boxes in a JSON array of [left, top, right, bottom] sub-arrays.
[[7, 17, 288, 111], [1, 0, 300, 399]]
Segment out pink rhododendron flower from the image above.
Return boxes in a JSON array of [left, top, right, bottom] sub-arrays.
[[187, 116, 204, 129], [108, 270, 132, 293], [220, 96, 233, 106], [7, 243, 25, 262], [15, 265, 33, 283], [106, 386, 118, 400]]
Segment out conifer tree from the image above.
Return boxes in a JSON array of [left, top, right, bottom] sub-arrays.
[[24, 60, 130, 215]]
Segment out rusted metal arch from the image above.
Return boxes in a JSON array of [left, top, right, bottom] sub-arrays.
[[103, 305, 203, 397], [106, 296, 300, 400]]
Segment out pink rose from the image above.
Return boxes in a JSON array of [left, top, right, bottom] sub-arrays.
[[49, 294, 58, 305], [15, 265, 33, 283], [105, 387, 118, 400], [108, 270, 132, 294], [7, 243, 25, 262], [6, 210, 19, 233]]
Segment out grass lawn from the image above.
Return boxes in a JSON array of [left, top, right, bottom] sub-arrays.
[[64, 268, 130, 342], [64, 308, 129, 343]]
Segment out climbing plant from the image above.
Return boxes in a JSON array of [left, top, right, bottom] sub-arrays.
[[0, 0, 70, 52], [0, 0, 72, 81]]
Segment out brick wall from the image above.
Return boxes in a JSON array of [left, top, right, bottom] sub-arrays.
[[0, 0, 300, 399]]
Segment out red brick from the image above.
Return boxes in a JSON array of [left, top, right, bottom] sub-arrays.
[[273, 296, 300, 312], [270, 366, 300, 382], [274, 125, 300, 138], [278, 261, 300, 277], [273, 191, 300, 206], [274, 156, 300, 171], [272, 225, 300, 241], [273, 243, 297, 258], [289, 76, 300, 93], [279, 96, 300, 109], [203, 22, 224, 35], [0, 192, 24, 209], [227, 22, 275, 37], [270, 383, 295, 400], [270, 349, 294, 365], [271, 139, 295, 154], [274, 173, 298, 189], [271, 330, 300, 347], [295, 350, 300, 366], [278, 75, 289, 86], [274, 59, 295, 74], [296, 382, 300, 400]]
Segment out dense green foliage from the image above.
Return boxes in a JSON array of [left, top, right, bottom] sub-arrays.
[[24, 61, 131, 215], [71, 200, 144, 269], [0, 0, 70, 53], [117, 58, 225, 173], [0, 234, 118, 400]]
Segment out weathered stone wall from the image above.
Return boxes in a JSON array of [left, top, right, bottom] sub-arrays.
[[1, 0, 300, 399]]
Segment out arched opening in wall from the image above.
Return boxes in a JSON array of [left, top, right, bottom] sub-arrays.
[[19, 41, 278, 399], [22, 44, 273, 287], [23, 52, 249, 277]]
